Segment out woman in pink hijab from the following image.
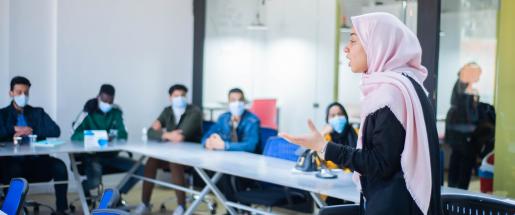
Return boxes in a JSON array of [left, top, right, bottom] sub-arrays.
[[281, 12, 442, 215]]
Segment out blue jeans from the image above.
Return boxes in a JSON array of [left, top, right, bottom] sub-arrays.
[[77, 151, 144, 195]]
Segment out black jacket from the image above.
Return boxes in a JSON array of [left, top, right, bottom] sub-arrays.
[[329, 124, 358, 148], [0, 103, 61, 142], [324, 76, 441, 215]]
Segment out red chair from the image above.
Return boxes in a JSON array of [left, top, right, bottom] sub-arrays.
[[250, 99, 278, 130]]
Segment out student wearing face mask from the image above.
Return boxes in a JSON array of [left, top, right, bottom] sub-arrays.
[[0, 76, 70, 214], [321, 102, 357, 149], [319, 102, 358, 205], [201, 88, 260, 206], [134, 84, 202, 215], [71, 84, 143, 204], [201, 88, 260, 152]]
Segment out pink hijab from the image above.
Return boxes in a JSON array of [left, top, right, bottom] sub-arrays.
[[351, 12, 432, 214]]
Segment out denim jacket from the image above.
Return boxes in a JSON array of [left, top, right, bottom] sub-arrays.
[[201, 110, 260, 152]]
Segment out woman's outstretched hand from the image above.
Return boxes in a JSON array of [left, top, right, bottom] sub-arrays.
[[279, 119, 326, 152]]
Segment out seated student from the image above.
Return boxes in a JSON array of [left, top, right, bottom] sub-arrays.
[[0, 76, 69, 215], [134, 84, 202, 215], [201, 88, 260, 205], [71, 84, 143, 201], [321, 102, 357, 148], [202, 88, 260, 152], [320, 102, 357, 205]]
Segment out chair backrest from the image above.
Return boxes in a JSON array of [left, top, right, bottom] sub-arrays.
[[97, 188, 120, 209], [319, 204, 360, 215], [250, 99, 278, 129], [262, 137, 299, 161], [442, 193, 515, 215], [1, 178, 29, 215], [91, 209, 130, 215], [256, 127, 278, 154]]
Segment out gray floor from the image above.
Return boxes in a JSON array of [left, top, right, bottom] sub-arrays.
[[19, 173, 483, 215]]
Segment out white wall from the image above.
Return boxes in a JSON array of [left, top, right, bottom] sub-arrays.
[[203, 0, 337, 134], [8, 0, 58, 118], [0, 0, 9, 103], [56, 0, 194, 140], [1, 0, 194, 192]]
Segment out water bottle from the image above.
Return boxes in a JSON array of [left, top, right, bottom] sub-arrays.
[[142, 127, 148, 143]]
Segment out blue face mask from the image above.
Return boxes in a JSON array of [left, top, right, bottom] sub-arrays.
[[98, 99, 113, 113], [229, 101, 245, 117], [329, 116, 348, 134], [171, 96, 187, 109], [13, 94, 28, 108]]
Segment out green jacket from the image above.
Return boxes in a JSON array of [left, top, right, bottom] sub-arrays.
[[148, 104, 202, 143], [71, 101, 128, 141]]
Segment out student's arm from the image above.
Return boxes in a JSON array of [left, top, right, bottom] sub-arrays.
[[71, 117, 87, 141], [224, 119, 260, 152], [147, 109, 167, 141], [324, 107, 405, 179], [179, 108, 203, 142], [115, 111, 128, 140], [0, 112, 15, 139], [201, 119, 222, 148], [33, 108, 61, 139]]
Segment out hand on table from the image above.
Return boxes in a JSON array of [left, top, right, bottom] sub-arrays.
[[14, 126, 33, 137], [205, 134, 225, 150], [162, 130, 184, 143]]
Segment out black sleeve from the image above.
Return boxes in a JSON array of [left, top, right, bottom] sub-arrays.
[[33, 109, 61, 139], [324, 107, 406, 179], [0, 111, 15, 139]]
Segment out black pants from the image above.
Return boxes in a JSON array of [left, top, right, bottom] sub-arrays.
[[448, 149, 476, 189], [0, 155, 68, 212], [75, 152, 143, 196]]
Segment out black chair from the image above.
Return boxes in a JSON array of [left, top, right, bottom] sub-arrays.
[[318, 204, 361, 215], [441, 193, 515, 215]]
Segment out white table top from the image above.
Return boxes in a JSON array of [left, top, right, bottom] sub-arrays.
[[122, 142, 361, 202], [0, 140, 130, 157], [1, 140, 511, 203]]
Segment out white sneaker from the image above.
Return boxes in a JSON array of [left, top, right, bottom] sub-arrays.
[[133, 203, 151, 215], [172, 205, 185, 215]]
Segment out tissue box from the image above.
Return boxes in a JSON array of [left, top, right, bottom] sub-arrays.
[[84, 130, 109, 148]]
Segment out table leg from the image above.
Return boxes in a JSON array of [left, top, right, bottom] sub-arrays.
[[116, 155, 145, 191], [69, 153, 90, 215], [184, 172, 223, 215], [193, 167, 238, 215], [310, 192, 327, 208]]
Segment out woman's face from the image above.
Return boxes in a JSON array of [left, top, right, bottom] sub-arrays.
[[328, 106, 345, 120], [344, 27, 368, 73]]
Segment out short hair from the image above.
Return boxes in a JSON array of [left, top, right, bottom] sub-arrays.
[[99, 84, 115, 97], [10, 76, 31, 91], [228, 88, 245, 101], [168, 84, 188, 95]]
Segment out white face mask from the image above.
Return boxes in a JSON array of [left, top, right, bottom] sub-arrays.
[[229, 101, 245, 117], [171, 96, 187, 109], [98, 99, 113, 113], [13, 94, 28, 108]]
